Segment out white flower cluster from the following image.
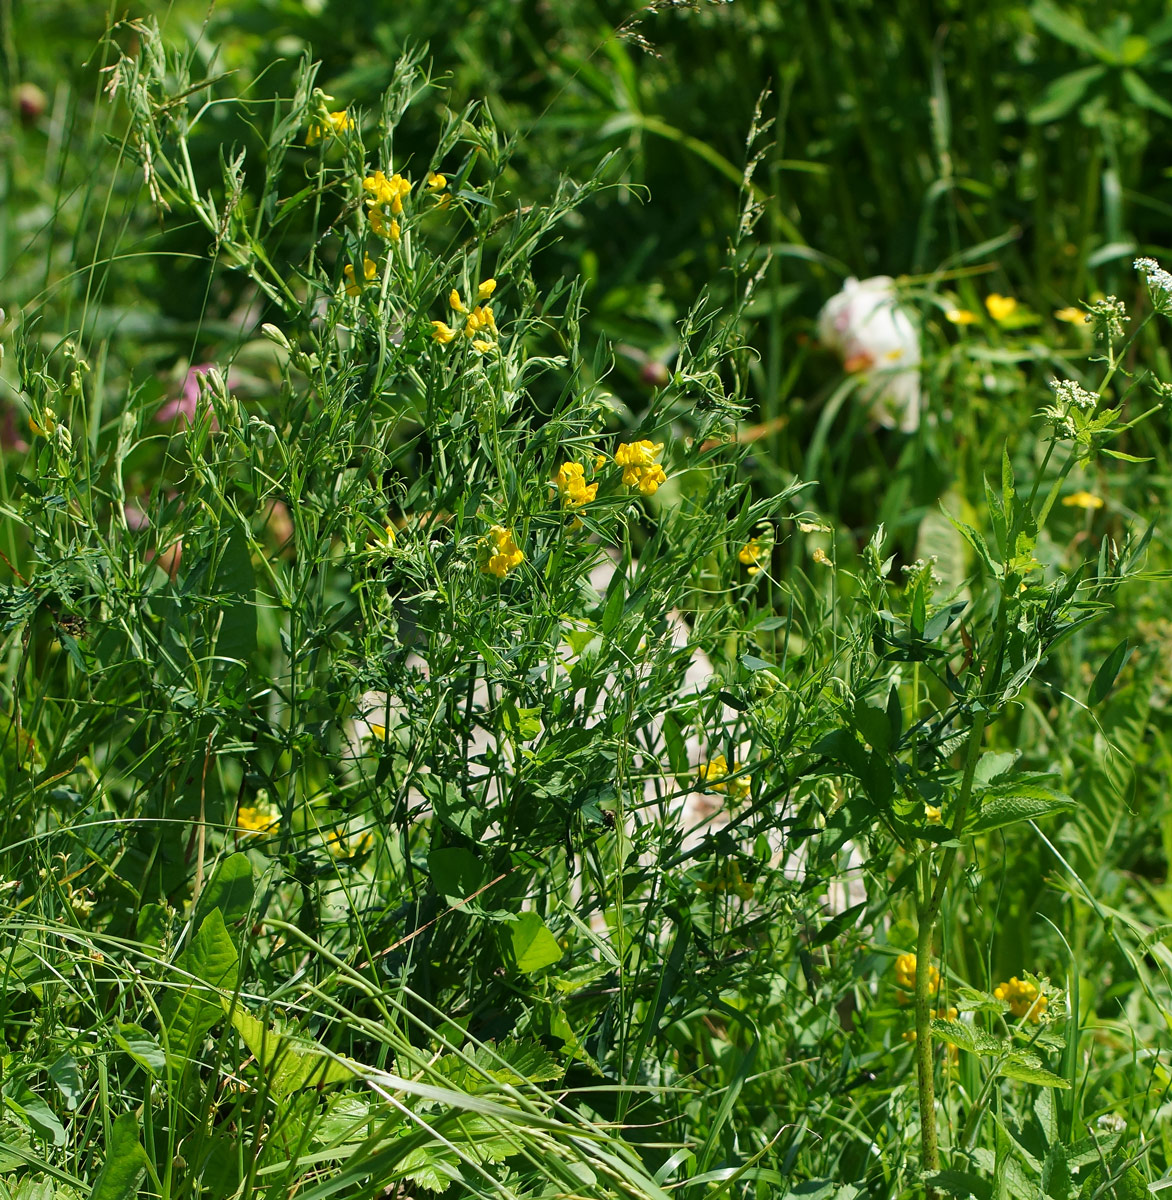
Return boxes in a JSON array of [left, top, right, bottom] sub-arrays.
[[1048, 378, 1097, 412], [1135, 257, 1172, 314], [818, 276, 922, 432]]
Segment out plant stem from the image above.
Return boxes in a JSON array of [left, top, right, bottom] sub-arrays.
[[914, 855, 940, 1196]]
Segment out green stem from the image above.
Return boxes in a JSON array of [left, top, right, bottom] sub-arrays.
[[914, 856, 940, 1195]]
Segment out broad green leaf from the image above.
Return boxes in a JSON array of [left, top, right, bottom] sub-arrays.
[[193, 853, 255, 935], [428, 848, 486, 900], [968, 793, 1074, 835], [9, 1089, 66, 1147], [158, 908, 239, 1070], [88, 1113, 150, 1200], [509, 911, 563, 973], [114, 1025, 166, 1075], [48, 1056, 81, 1112]]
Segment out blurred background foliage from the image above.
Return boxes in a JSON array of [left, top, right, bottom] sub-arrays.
[[4, 0, 1172, 1194]]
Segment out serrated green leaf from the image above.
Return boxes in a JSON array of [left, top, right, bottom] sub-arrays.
[[1000, 1054, 1072, 1088], [932, 1018, 1007, 1056], [227, 1005, 355, 1098]]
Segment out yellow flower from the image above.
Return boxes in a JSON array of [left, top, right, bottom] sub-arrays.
[[363, 170, 411, 213], [481, 525, 524, 578], [1054, 306, 1086, 325], [471, 338, 495, 355], [368, 208, 400, 241], [29, 409, 56, 437], [237, 804, 279, 835], [426, 172, 447, 192], [614, 439, 667, 495], [327, 829, 374, 860], [697, 859, 754, 901], [945, 308, 978, 325], [925, 803, 943, 824], [593, 453, 608, 470], [812, 547, 832, 566], [893, 953, 939, 994], [697, 754, 750, 800], [553, 462, 598, 509], [993, 976, 1048, 1023], [738, 537, 764, 574], [1062, 489, 1104, 510], [450, 288, 467, 314], [344, 255, 377, 296], [431, 321, 456, 344], [985, 293, 1018, 322], [478, 278, 497, 300], [307, 110, 353, 145], [463, 305, 495, 336]]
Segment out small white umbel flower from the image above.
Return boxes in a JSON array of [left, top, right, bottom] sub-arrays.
[[818, 275, 922, 432]]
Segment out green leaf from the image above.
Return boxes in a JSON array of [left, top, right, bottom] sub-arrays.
[[1121, 69, 1172, 119], [9, 1089, 66, 1147], [227, 1005, 355, 1099], [968, 793, 1074, 835], [1089, 639, 1133, 705], [89, 1113, 150, 1200], [115, 1024, 166, 1075], [931, 1019, 1007, 1056], [428, 847, 486, 900], [509, 911, 563, 973], [1100, 448, 1152, 463], [193, 853, 255, 935], [926, 1170, 993, 1200], [1028, 65, 1107, 123], [999, 1054, 1072, 1088], [158, 908, 239, 1070], [48, 1055, 82, 1112], [1031, 2, 1110, 60]]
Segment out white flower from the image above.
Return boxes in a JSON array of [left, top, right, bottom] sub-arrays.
[[818, 276, 922, 432]]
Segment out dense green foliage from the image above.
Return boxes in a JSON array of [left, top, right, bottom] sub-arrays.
[[2, 3, 1172, 1199]]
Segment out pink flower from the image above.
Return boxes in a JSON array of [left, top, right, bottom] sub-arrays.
[[157, 363, 217, 427]]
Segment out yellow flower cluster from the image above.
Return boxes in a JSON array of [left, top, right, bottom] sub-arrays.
[[553, 462, 598, 510], [237, 803, 279, 835], [363, 169, 411, 242], [738, 537, 764, 574], [363, 169, 412, 212], [894, 952, 940, 994], [697, 859, 754, 901], [433, 281, 499, 353], [614, 440, 666, 496], [344, 254, 378, 296], [697, 754, 750, 800], [481, 525, 524, 579], [994, 976, 1048, 1023], [307, 110, 354, 145]]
